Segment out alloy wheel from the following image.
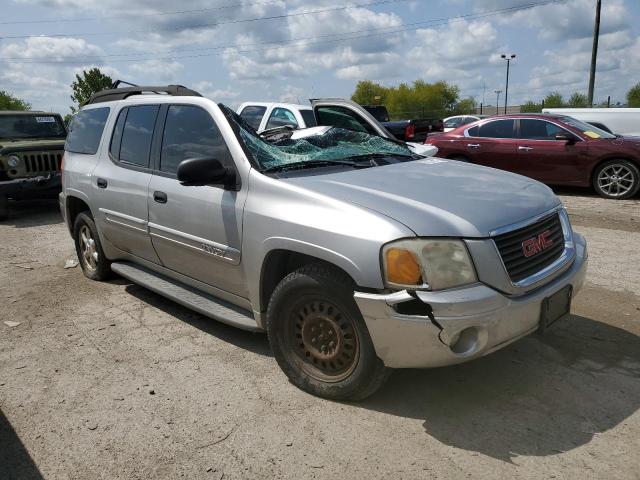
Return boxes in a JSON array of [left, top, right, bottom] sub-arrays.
[[597, 164, 636, 198], [78, 225, 98, 271]]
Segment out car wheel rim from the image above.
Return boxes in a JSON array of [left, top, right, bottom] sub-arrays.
[[597, 164, 635, 197], [79, 225, 98, 272], [286, 299, 359, 383]]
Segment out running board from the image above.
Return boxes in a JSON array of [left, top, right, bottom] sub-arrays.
[[110, 261, 261, 332]]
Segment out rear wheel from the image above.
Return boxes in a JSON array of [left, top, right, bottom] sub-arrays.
[[593, 159, 640, 199], [0, 195, 8, 221], [73, 212, 112, 280], [267, 264, 390, 401]]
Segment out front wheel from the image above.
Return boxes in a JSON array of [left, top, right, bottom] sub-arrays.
[[73, 211, 112, 280], [593, 159, 640, 199], [266, 264, 390, 401]]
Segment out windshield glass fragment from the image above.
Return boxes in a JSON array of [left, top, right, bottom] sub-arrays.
[[220, 104, 414, 171]]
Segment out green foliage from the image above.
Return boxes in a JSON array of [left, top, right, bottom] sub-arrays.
[[0, 90, 31, 111], [627, 83, 640, 107], [70, 68, 113, 112], [567, 92, 588, 108], [350, 80, 471, 119], [521, 101, 542, 113], [543, 92, 564, 108]]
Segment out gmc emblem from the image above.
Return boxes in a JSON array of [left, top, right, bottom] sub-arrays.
[[522, 230, 554, 258]]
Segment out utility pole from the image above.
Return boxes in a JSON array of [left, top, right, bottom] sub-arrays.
[[587, 0, 601, 106], [501, 54, 516, 114], [494, 90, 502, 115]]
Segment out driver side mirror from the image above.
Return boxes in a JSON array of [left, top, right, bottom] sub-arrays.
[[177, 157, 237, 189], [555, 134, 576, 145]]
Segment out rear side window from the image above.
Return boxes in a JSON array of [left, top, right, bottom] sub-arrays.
[[239, 106, 267, 130], [65, 107, 110, 154], [160, 105, 233, 174], [476, 119, 515, 139], [265, 108, 298, 130], [300, 110, 317, 128], [119, 105, 159, 167]]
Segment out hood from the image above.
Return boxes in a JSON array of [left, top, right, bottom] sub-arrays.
[[282, 158, 560, 238], [0, 139, 66, 154]]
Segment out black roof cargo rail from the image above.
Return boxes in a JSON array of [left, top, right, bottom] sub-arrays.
[[85, 82, 202, 105]]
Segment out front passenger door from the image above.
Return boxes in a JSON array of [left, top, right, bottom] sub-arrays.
[[147, 104, 248, 299]]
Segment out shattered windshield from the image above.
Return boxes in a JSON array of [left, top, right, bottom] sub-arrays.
[[220, 104, 414, 172]]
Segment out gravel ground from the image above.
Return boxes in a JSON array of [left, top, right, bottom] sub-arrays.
[[1, 190, 639, 480]]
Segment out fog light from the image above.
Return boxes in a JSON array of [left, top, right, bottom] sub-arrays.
[[448, 327, 479, 355]]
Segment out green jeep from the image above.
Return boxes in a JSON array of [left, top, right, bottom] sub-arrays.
[[0, 111, 67, 220]]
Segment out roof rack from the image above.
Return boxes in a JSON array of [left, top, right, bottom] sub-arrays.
[[85, 82, 202, 105]]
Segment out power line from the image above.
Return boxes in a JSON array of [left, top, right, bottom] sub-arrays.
[[0, 0, 566, 64], [0, 0, 299, 25], [0, 0, 408, 39]]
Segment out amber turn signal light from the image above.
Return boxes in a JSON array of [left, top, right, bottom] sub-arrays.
[[385, 248, 422, 285]]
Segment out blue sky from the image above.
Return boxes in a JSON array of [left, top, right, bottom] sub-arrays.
[[1, 0, 639, 114]]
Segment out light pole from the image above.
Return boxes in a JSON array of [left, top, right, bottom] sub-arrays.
[[587, 0, 601, 106], [494, 90, 502, 115], [501, 54, 516, 114]]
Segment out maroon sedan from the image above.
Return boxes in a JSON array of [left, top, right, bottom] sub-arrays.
[[425, 113, 640, 199]]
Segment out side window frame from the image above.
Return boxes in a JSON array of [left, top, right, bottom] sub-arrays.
[[517, 119, 582, 142], [108, 104, 160, 173], [153, 103, 237, 180], [265, 107, 298, 130], [468, 119, 516, 139]]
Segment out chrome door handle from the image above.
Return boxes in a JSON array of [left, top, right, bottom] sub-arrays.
[[467, 144, 480, 148], [518, 146, 533, 151]]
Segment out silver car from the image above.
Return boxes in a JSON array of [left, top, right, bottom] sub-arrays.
[[60, 84, 588, 400]]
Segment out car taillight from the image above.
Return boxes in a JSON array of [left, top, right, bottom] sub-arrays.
[[405, 124, 415, 140]]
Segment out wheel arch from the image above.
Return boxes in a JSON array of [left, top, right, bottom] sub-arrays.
[[65, 194, 92, 233]]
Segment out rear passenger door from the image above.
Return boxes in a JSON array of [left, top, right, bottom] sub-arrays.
[[147, 104, 248, 298], [464, 119, 518, 172], [92, 104, 161, 264]]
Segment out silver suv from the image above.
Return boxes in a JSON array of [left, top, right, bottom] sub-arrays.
[[60, 84, 588, 400]]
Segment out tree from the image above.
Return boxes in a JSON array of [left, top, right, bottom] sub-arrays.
[[521, 101, 542, 113], [0, 90, 31, 111], [543, 92, 564, 108], [70, 68, 113, 112], [567, 92, 588, 108], [351, 79, 469, 119], [627, 83, 640, 107]]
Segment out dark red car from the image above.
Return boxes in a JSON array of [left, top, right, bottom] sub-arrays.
[[425, 113, 640, 199]]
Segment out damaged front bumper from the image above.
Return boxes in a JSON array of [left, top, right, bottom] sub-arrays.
[[354, 232, 588, 369], [0, 173, 61, 199]]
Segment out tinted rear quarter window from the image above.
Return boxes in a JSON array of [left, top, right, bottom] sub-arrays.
[[65, 107, 110, 154], [160, 105, 233, 174], [300, 110, 317, 127], [119, 105, 159, 167], [239, 106, 267, 130]]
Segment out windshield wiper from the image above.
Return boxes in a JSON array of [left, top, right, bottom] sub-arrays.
[[261, 159, 367, 173]]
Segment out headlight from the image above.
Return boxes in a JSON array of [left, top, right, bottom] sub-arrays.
[[7, 155, 20, 168], [382, 239, 477, 291]]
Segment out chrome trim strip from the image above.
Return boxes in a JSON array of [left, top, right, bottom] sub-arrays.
[[99, 207, 147, 233], [491, 206, 575, 290], [489, 204, 562, 237], [148, 222, 241, 264]]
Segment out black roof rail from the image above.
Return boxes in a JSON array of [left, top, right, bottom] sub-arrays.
[[85, 83, 202, 105]]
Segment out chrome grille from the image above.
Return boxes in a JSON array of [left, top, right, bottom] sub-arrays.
[[494, 213, 565, 283]]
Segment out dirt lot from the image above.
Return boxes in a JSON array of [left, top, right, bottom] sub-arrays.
[[1, 189, 639, 480]]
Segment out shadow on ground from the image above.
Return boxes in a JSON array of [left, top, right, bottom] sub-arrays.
[[2, 199, 62, 228], [124, 282, 272, 357], [357, 314, 640, 462], [0, 409, 43, 480]]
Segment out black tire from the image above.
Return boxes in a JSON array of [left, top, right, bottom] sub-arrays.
[[449, 155, 470, 163], [592, 159, 640, 199], [0, 195, 8, 221], [73, 211, 112, 281], [266, 263, 390, 401]]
